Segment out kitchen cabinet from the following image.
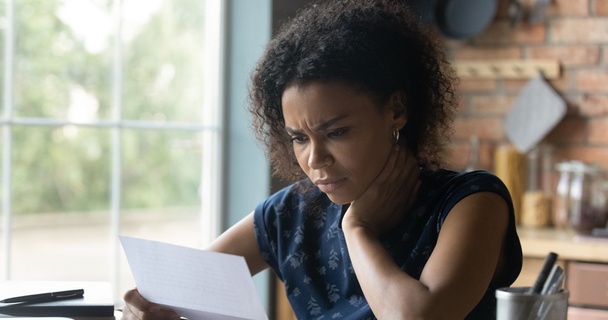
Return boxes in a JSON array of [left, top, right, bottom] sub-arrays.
[[514, 227, 608, 318], [569, 307, 608, 320]]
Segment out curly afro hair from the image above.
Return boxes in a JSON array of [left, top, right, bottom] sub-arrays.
[[249, 0, 458, 182]]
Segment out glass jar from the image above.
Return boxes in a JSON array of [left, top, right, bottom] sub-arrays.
[[521, 144, 554, 228], [494, 143, 526, 224], [567, 162, 607, 234], [552, 161, 572, 229]]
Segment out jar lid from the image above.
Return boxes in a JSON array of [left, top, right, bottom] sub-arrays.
[[556, 160, 603, 174], [556, 161, 574, 172]]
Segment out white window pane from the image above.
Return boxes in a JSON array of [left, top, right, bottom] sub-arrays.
[[120, 129, 202, 210], [13, 0, 113, 119], [0, 3, 5, 116], [10, 126, 111, 280], [122, 0, 205, 123], [12, 126, 110, 214], [1, 0, 222, 302]]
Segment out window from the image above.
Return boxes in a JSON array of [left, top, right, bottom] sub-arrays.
[[0, 0, 223, 300]]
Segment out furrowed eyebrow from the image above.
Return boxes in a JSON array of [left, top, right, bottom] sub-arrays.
[[285, 114, 349, 134], [285, 127, 299, 135]]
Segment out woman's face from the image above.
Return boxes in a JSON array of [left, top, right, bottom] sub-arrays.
[[281, 81, 407, 204]]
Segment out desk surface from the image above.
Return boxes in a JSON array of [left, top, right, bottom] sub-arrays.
[[518, 227, 608, 262], [7, 315, 118, 320]]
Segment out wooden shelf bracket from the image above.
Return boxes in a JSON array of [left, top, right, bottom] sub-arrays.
[[453, 59, 560, 80]]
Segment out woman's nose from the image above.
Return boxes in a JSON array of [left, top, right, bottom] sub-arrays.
[[308, 142, 332, 169]]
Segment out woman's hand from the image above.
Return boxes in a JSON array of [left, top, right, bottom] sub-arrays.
[[342, 144, 420, 236], [121, 288, 180, 320]]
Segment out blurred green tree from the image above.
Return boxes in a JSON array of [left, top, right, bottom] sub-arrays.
[[6, 0, 204, 215]]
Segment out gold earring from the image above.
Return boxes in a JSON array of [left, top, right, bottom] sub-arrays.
[[392, 128, 400, 144]]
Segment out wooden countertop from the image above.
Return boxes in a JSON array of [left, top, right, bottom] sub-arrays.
[[517, 227, 608, 263]]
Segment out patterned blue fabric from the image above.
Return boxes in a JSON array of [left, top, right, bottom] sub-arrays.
[[254, 169, 522, 319]]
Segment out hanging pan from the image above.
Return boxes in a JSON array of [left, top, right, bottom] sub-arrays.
[[435, 0, 499, 39], [408, 0, 499, 40]]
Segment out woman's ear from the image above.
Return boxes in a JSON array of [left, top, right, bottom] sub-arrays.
[[390, 91, 408, 128]]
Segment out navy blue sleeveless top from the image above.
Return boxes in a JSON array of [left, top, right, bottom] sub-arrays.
[[253, 169, 522, 319]]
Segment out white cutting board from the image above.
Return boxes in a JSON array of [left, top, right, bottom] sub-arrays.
[[504, 74, 566, 153]]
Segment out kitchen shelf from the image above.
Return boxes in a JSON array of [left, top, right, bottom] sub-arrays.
[[517, 226, 608, 263]]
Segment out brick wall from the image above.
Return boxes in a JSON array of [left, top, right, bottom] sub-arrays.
[[445, 0, 608, 172]]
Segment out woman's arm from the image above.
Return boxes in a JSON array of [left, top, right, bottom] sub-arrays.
[[342, 191, 509, 320], [206, 212, 269, 275]]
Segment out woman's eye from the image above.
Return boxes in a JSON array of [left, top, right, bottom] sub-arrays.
[[328, 129, 346, 138], [290, 135, 307, 143]]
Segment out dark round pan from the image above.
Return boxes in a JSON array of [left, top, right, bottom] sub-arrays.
[[435, 0, 498, 39]]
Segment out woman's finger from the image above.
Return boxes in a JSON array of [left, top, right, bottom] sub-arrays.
[[124, 288, 150, 314], [122, 288, 180, 320], [121, 303, 142, 320]]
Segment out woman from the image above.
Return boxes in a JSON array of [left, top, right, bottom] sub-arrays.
[[122, 0, 522, 319]]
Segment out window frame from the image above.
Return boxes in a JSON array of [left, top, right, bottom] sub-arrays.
[[0, 0, 225, 286], [0, 0, 273, 309]]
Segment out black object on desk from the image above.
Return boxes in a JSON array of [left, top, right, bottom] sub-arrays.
[[0, 289, 84, 304], [0, 281, 114, 318]]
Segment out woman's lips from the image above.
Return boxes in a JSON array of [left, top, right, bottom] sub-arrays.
[[315, 178, 346, 193]]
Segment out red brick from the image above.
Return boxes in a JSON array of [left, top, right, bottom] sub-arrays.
[[571, 94, 608, 116], [453, 47, 522, 60], [589, 117, 608, 144], [503, 79, 530, 94], [470, 95, 515, 116], [552, 18, 608, 43], [550, 0, 589, 16], [456, 78, 499, 93], [503, 72, 569, 95], [594, 0, 608, 16], [502, 0, 589, 17], [495, 0, 588, 20], [446, 141, 469, 171], [528, 46, 600, 67], [454, 96, 468, 116], [547, 71, 569, 92], [560, 95, 585, 116], [434, 2, 608, 174], [452, 117, 505, 141], [446, 138, 497, 172], [474, 20, 546, 45], [575, 69, 608, 92], [555, 145, 608, 168], [443, 37, 467, 50], [550, 145, 574, 165], [544, 116, 587, 144]]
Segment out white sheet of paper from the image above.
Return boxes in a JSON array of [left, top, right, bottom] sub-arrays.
[[119, 235, 268, 320]]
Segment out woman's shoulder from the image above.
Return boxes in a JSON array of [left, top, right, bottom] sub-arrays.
[[422, 168, 508, 192], [417, 168, 512, 212], [423, 168, 500, 180]]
